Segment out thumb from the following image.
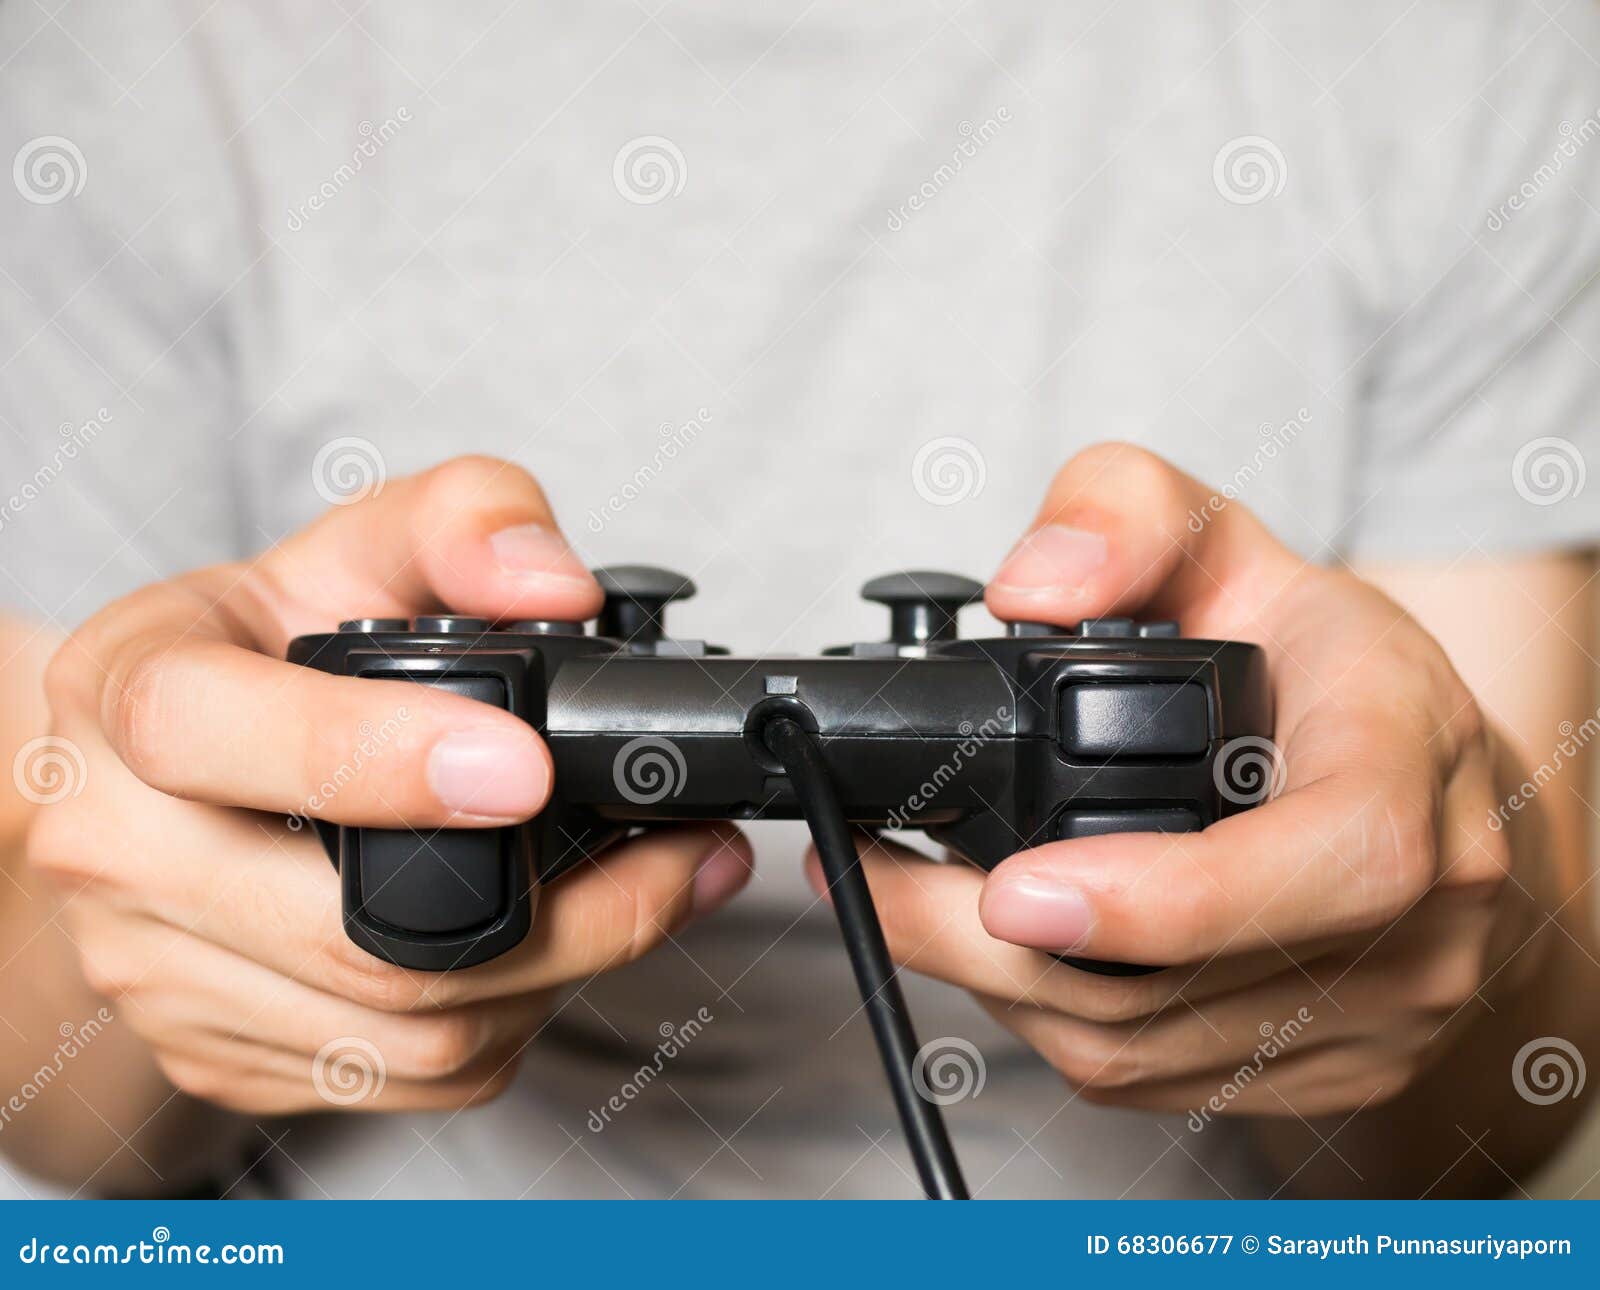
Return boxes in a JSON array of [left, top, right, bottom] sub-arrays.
[[259, 454, 603, 643], [985, 442, 1302, 637]]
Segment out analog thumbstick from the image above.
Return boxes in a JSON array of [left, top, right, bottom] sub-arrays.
[[593, 565, 697, 646], [860, 571, 983, 647]]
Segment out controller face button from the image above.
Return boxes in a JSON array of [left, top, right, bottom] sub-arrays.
[[507, 619, 586, 635], [1137, 620, 1181, 638], [338, 618, 409, 633], [1006, 621, 1061, 638], [1056, 806, 1201, 840], [1058, 682, 1208, 757], [414, 615, 491, 634]]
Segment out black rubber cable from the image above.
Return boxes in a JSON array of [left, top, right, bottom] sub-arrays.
[[762, 716, 969, 1201]]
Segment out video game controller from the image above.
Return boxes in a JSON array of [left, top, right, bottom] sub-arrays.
[[287, 566, 1273, 973]]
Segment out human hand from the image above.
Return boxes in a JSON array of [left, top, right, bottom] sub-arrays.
[[29, 456, 751, 1116], [810, 443, 1540, 1121]]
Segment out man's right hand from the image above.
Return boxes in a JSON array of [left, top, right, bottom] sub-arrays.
[[26, 455, 751, 1117]]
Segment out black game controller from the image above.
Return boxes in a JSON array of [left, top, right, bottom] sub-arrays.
[[287, 567, 1273, 974]]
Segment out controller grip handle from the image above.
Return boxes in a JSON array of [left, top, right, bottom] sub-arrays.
[[335, 673, 534, 971]]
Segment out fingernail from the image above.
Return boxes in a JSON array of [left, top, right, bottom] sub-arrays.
[[690, 835, 750, 917], [488, 523, 594, 586], [982, 876, 1095, 951], [991, 526, 1107, 594], [427, 728, 548, 819]]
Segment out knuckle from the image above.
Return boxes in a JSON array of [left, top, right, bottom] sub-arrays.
[[623, 877, 686, 964], [1409, 943, 1486, 1013], [155, 1053, 235, 1108], [327, 946, 430, 1014], [424, 455, 549, 513], [103, 646, 176, 786], [397, 1013, 482, 1079], [42, 638, 91, 715], [1370, 791, 1440, 917], [23, 800, 98, 886], [1052, 442, 1185, 522], [1450, 817, 1513, 890], [459, 1052, 524, 1107], [76, 948, 132, 1001], [1048, 973, 1162, 1024], [1039, 1023, 1145, 1091]]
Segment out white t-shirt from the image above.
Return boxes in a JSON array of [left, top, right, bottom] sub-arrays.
[[2, 1, 1599, 1198]]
